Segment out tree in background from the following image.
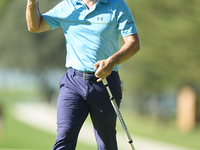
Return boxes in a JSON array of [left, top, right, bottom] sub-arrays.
[[123, 0, 200, 123], [0, 0, 65, 101]]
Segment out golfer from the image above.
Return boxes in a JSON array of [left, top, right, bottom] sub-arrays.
[[26, 0, 140, 149]]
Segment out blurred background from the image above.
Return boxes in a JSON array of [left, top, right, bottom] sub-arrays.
[[0, 0, 199, 149]]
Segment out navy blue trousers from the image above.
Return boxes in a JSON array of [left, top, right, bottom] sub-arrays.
[[52, 68, 122, 150]]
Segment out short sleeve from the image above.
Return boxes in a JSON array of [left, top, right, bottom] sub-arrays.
[[116, 1, 138, 37], [42, 2, 63, 30]]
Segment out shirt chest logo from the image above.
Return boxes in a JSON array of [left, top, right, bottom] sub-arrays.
[[97, 17, 104, 21]]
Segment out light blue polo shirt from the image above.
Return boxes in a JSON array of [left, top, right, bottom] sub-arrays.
[[42, 0, 138, 72]]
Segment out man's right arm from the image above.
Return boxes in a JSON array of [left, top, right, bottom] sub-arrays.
[[26, 0, 51, 33]]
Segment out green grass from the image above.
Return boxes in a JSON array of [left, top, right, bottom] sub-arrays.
[[0, 114, 55, 149], [116, 110, 200, 150], [0, 90, 96, 150], [0, 114, 96, 150]]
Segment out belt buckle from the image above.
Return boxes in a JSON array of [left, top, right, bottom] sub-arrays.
[[83, 72, 87, 80], [83, 72, 97, 80]]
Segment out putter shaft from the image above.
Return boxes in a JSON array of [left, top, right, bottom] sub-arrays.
[[102, 79, 136, 150]]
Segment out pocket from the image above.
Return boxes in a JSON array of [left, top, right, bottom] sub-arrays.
[[59, 72, 67, 88]]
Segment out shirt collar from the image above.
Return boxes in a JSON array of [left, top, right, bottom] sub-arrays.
[[70, 0, 80, 5]]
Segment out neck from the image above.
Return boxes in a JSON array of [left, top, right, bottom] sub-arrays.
[[82, 0, 98, 9]]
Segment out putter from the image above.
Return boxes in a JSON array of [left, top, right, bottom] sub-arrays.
[[102, 78, 136, 150]]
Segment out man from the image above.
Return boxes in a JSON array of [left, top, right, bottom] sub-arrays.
[[26, 0, 140, 149]]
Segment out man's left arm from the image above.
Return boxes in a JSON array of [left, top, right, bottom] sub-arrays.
[[94, 33, 140, 82]]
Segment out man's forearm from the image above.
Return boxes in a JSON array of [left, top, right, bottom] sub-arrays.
[[94, 34, 140, 82], [108, 34, 140, 67], [26, 0, 42, 32]]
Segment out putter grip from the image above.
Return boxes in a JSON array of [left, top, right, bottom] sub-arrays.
[[102, 78, 108, 86]]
